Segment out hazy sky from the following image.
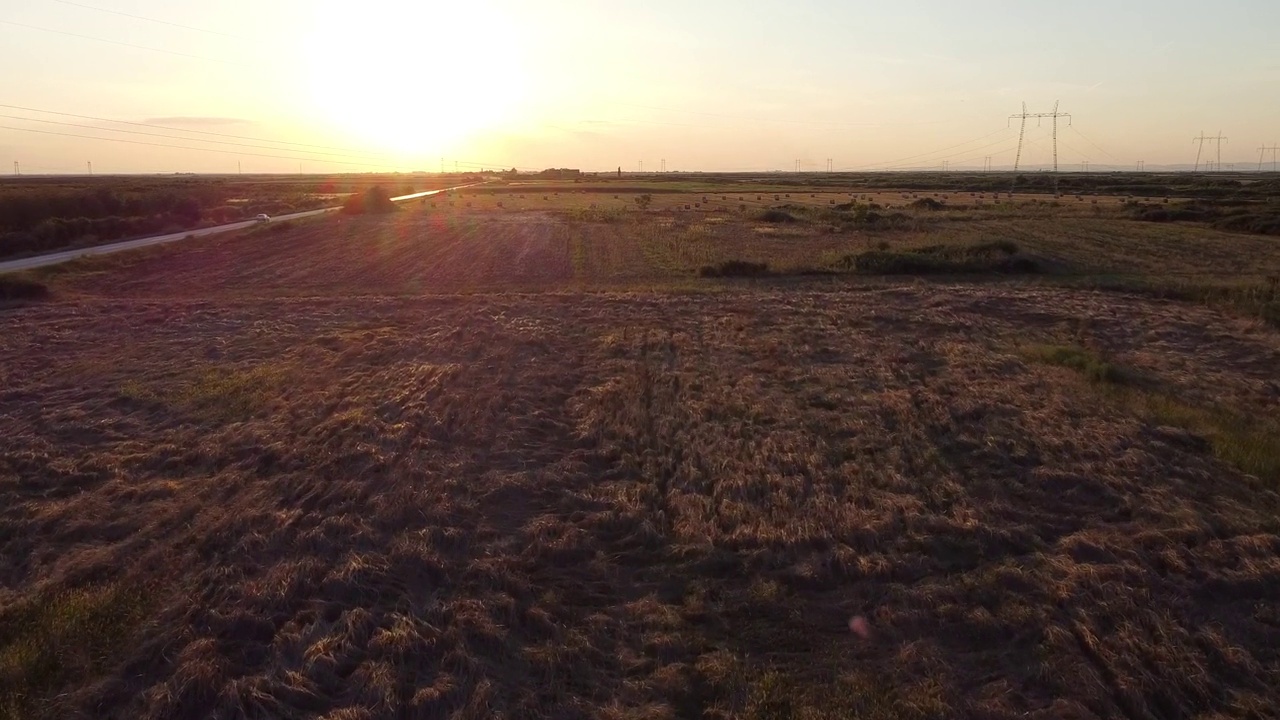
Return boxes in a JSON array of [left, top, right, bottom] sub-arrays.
[[2, 0, 1279, 174]]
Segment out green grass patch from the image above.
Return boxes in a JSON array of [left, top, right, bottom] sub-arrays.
[[0, 583, 151, 720], [1060, 275, 1280, 329], [1125, 392, 1280, 482], [1024, 343, 1280, 482], [564, 206, 629, 223], [119, 364, 285, 423], [175, 366, 284, 421], [1022, 343, 1134, 385]]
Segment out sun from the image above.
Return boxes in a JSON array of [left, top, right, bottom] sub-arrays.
[[301, 1, 527, 158]]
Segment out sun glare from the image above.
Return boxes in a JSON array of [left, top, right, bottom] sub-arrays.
[[302, 1, 527, 160]]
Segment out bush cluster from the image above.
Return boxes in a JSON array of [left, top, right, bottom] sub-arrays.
[[698, 260, 771, 278], [845, 241, 1041, 275], [342, 187, 397, 215]]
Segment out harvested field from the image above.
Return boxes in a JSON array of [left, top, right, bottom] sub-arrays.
[[3, 281, 1280, 718], [41, 204, 1280, 302]]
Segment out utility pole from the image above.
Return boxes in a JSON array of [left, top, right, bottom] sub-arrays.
[[1193, 131, 1227, 172], [1009, 101, 1071, 194], [238, 161, 241, 175], [1258, 144, 1279, 172], [12, 161, 17, 176], [87, 161, 92, 176], [661, 159, 666, 173]]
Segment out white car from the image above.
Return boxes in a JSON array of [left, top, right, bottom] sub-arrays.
[[253, 213, 271, 223]]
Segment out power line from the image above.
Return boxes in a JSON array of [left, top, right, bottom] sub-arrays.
[[0, 19, 246, 66], [0, 103, 394, 155], [0, 113, 395, 162], [1068, 126, 1125, 164], [0, 124, 412, 170], [859, 132, 1018, 171], [48, 0, 240, 38], [839, 127, 1014, 170], [610, 101, 950, 130]]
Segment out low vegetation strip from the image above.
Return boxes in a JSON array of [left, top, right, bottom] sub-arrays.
[[0, 275, 48, 301], [845, 240, 1043, 275]]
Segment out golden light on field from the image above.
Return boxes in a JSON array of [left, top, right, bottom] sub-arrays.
[[301, 0, 527, 158]]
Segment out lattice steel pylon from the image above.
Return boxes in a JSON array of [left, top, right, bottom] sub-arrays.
[[1258, 144, 1279, 172], [1009, 101, 1071, 195], [1193, 131, 1227, 172]]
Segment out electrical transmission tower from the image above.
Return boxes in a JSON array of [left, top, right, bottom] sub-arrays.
[[1009, 101, 1071, 194], [12, 161, 18, 176], [1192, 131, 1227, 172], [1258, 144, 1279, 172]]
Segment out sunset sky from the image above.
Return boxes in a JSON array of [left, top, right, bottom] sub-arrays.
[[2, 0, 1278, 174]]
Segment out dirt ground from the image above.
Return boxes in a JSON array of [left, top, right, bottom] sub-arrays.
[[3, 268, 1280, 717]]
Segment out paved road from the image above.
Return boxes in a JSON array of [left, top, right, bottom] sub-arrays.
[[0, 183, 478, 274]]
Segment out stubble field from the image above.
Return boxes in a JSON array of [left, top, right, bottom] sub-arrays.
[[48, 191, 1280, 298], [2, 190, 1280, 719]]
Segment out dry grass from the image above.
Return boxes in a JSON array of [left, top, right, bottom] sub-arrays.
[[2, 282, 1279, 718]]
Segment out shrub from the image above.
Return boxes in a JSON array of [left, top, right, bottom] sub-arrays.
[[342, 187, 396, 215], [860, 211, 915, 230], [757, 209, 797, 223], [698, 260, 771, 278], [0, 274, 50, 301], [1213, 213, 1280, 236]]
